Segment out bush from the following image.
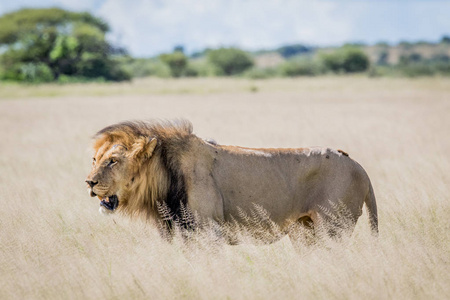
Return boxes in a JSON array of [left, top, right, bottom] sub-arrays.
[[208, 48, 254, 76], [441, 35, 450, 44], [57, 75, 106, 83], [397, 64, 435, 77], [399, 53, 422, 65], [320, 47, 370, 73], [183, 64, 200, 77], [187, 59, 222, 77], [280, 58, 323, 77], [277, 44, 312, 58], [0, 62, 53, 83], [392, 53, 450, 77], [370, 60, 450, 78], [22, 63, 54, 82], [118, 57, 171, 78], [159, 51, 188, 77], [376, 50, 389, 66], [76, 56, 131, 81]]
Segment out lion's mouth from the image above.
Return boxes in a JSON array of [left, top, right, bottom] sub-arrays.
[[99, 195, 119, 211]]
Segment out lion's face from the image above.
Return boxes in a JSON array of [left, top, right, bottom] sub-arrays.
[[85, 144, 134, 214], [86, 137, 158, 214]]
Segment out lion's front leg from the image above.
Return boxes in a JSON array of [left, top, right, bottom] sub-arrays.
[[185, 176, 225, 225]]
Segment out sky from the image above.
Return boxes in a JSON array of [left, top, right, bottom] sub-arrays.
[[0, 0, 449, 57]]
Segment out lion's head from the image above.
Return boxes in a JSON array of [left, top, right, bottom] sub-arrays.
[[85, 120, 191, 216], [85, 138, 157, 214]]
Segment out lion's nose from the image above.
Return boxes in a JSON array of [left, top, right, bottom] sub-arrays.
[[86, 180, 98, 188]]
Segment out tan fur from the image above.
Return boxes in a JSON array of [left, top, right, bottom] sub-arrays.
[[86, 120, 378, 242], [86, 120, 191, 218]]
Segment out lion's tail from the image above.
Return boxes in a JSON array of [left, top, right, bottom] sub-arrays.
[[365, 181, 378, 236]]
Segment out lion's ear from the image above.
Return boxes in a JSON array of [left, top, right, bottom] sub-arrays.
[[145, 138, 158, 159], [131, 137, 158, 159]]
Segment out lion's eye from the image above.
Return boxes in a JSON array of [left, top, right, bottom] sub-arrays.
[[108, 158, 117, 167]]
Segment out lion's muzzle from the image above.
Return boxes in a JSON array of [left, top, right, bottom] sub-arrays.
[[86, 180, 98, 188], [86, 180, 98, 197]]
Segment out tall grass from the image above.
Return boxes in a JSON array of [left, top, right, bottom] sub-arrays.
[[0, 77, 449, 299]]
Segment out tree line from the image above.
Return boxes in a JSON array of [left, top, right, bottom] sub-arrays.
[[1, 8, 449, 83]]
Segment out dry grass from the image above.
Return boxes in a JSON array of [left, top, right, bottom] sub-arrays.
[[0, 77, 449, 299], [1, 76, 450, 99]]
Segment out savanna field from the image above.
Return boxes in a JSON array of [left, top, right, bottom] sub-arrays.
[[0, 77, 449, 299]]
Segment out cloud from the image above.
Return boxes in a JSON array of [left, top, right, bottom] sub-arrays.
[[1, 0, 449, 57], [97, 0, 450, 57], [97, 0, 356, 56]]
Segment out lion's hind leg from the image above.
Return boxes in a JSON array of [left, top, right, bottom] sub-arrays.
[[315, 206, 359, 241], [288, 215, 316, 250]]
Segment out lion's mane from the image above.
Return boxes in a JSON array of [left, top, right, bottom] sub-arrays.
[[93, 120, 192, 222]]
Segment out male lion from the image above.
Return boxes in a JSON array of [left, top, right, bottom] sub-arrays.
[[85, 120, 378, 243]]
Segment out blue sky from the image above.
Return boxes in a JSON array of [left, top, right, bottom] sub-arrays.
[[1, 0, 449, 57]]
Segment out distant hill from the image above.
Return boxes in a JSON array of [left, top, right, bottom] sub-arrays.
[[250, 37, 450, 68], [116, 36, 450, 79], [364, 42, 450, 65]]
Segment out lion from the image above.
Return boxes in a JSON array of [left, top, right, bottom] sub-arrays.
[[85, 120, 378, 243]]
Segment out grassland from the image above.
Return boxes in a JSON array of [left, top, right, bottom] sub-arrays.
[[0, 77, 449, 299]]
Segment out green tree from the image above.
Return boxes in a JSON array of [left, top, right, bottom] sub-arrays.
[[207, 48, 254, 76], [159, 51, 188, 77], [320, 47, 370, 73], [441, 35, 450, 44], [399, 53, 423, 65], [376, 50, 389, 66], [280, 57, 322, 77], [0, 8, 130, 82], [277, 44, 312, 58]]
